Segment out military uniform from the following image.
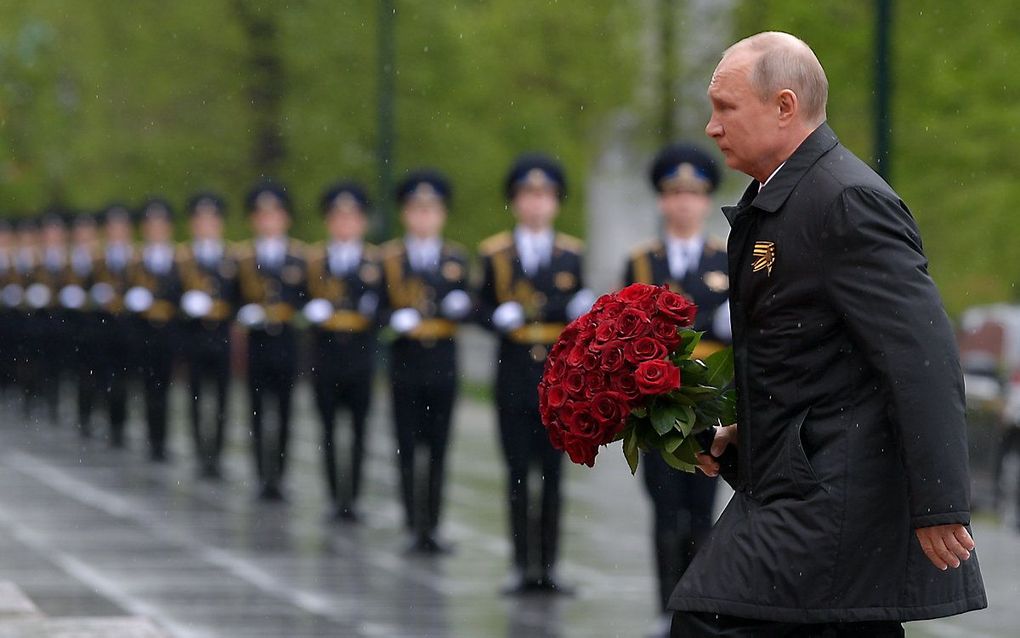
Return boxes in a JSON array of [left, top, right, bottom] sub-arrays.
[[125, 200, 182, 461], [91, 208, 137, 447], [237, 181, 308, 500], [64, 219, 101, 437], [305, 180, 382, 520], [628, 143, 728, 623], [0, 221, 17, 400], [28, 216, 72, 426], [478, 154, 592, 593], [179, 193, 239, 478], [382, 169, 471, 551], [12, 220, 42, 420]]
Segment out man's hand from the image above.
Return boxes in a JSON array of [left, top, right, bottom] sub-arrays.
[[915, 524, 975, 571], [695, 424, 738, 477]]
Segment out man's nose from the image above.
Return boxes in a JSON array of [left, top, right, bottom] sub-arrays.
[[705, 116, 722, 138]]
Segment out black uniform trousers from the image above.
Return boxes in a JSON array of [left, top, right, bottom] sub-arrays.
[[390, 338, 456, 537], [671, 612, 903, 637], [247, 327, 297, 489], [18, 312, 47, 420], [496, 342, 564, 577], [71, 312, 102, 437], [313, 331, 375, 514], [137, 320, 176, 460], [186, 321, 232, 473], [97, 314, 132, 446], [644, 454, 718, 613]]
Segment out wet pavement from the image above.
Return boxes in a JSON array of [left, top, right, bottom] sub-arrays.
[[0, 381, 1015, 637]]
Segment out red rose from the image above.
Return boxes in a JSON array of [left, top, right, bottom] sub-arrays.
[[545, 384, 569, 409], [582, 350, 600, 371], [582, 372, 608, 399], [615, 307, 652, 340], [562, 433, 598, 467], [598, 344, 627, 373], [544, 356, 568, 384], [651, 315, 683, 348], [610, 371, 643, 401], [565, 343, 587, 368], [563, 369, 586, 396], [590, 391, 630, 436], [656, 290, 697, 327], [617, 283, 657, 305], [566, 406, 602, 442], [634, 359, 682, 395], [546, 422, 565, 450], [624, 336, 669, 364], [594, 318, 618, 343]]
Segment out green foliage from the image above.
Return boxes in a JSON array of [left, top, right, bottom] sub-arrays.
[[733, 1, 1020, 316], [0, 1, 641, 248]]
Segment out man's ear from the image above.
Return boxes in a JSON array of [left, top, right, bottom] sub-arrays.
[[776, 89, 799, 126]]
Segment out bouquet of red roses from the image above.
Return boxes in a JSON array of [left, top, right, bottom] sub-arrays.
[[538, 283, 735, 473]]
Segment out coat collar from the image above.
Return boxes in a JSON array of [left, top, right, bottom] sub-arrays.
[[721, 122, 840, 226]]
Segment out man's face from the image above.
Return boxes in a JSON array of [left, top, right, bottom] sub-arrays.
[[142, 217, 173, 244], [401, 197, 446, 239], [659, 187, 712, 235], [325, 204, 367, 243], [511, 183, 559, 230], [705, 50, 781, 179], [41, 224, 67, 248], [190, 207, 224, 241], [72, 223, 98, 248], [250, 205, 290, 238], [105, 218, 133, 244]]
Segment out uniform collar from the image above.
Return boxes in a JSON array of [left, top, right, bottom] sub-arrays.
[[722, 122, 840, 225]]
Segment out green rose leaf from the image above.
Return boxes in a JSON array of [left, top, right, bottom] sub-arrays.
[[650, 401, 688, 436], [703, 346, 735, 387], [623, 425, 640, 475]]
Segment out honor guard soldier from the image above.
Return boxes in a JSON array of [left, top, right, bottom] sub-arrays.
[[305, 182, 381, 522], [623, 143, 729, 635], [13, 217, 42, 420], [381, 169, 471, 553], [477, 153, 594, 595], [0, 219, 17, 401], [179, 192, 239, 479], [124, 199, 182, 462], [28, 211, 72, 426], [92, 205, 137, 447], [236, 181, 308, 501], [65, 213, 101, 438]]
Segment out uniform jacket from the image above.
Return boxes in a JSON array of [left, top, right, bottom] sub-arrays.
[[669, 123, 987, 622], [237, 238, 309, 329], [177, 242, 241, 325], [378, 238, 470, 342], [624, 237, 730, 343]]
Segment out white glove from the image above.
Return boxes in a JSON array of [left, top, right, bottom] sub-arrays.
[[566, 288, 596, 320], [302, 298, 334, 325], [440, 289, 472, 320], [390, 307, 423, 334], [90, 282, 115, 307], [1, 284, 24, 308], [59, 285, 88, 310], [123, 286, 154, 313], [237, 303, 267, 328], [357, 291, 379, 317], [181, 289, 215, 318], [711, 300, 732, 342], [25, 283, 53, 310], [492, 301, 526, 332]]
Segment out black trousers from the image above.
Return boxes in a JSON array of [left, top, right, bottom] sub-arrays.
[[97, 314, 132, 446], [186, 322, 232, 472], [247, 328, 297, 488], [138, 321, 177, 460], [496, 342, 564, 577], [390, 339, 456, 536], [72, 314, 102, 437], [313, 332, 375, 513], [993, 426, 1020, 520], [671, 612, 904, 637], [644, 453, 719, 612]]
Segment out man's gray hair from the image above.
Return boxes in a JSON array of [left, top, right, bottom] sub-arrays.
[[725, 32, 828, 126]]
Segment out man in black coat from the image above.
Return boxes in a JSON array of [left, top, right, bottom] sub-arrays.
[[305, 182, 381, 522], [179, 192, 239, 479], [670, 32, 986, 636]]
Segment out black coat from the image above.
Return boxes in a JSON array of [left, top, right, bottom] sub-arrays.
[[669, 124, 987, 622]]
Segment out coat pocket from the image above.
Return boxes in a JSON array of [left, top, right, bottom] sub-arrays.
[[785, 407, 828, 498]]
